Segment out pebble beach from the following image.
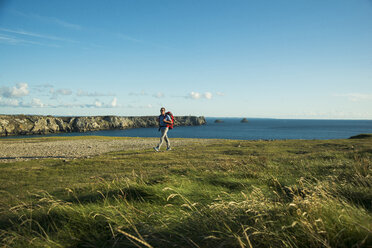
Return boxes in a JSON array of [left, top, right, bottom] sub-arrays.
[[0, 137, 215, 163]]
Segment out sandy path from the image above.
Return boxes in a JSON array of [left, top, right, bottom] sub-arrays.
[[0, 137, 215, 163]]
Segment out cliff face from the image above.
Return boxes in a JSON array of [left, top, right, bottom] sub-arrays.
[[0, 115, 206, 137]]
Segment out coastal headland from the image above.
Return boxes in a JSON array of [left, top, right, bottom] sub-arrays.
[[0, 114, 206, 137]]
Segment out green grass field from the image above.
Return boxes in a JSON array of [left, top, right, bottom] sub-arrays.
[[0, 135, 371, 247]]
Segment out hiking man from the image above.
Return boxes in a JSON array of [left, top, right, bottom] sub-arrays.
[[154, 107, 172, 152]]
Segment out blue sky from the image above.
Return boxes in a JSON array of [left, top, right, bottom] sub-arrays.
[[1, 0, 372, 118]]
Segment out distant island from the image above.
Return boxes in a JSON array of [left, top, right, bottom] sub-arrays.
[[241, 118, 249, 123], [214, 119, 224, 123], [0, 114, 206, 137]]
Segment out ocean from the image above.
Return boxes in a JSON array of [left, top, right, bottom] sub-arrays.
[[2, 118, 372, 140]]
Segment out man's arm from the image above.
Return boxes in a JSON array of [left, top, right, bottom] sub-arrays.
[[163, 115, 172, 124]]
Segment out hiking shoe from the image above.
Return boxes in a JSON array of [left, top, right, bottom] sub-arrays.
[[153, 147, 159, 152], [166, 147, 172, 151]]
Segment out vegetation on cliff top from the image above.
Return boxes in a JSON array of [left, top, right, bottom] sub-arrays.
[[0, 136, 371, 247], [0, 115, 206, 136]]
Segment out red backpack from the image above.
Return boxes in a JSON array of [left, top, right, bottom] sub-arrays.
[[165, 111, 174, 129]]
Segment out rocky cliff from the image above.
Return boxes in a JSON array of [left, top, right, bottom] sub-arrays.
[[0, 115, 206, 137]]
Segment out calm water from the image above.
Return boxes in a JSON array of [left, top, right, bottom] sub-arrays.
[[3, 118, 372, 140]]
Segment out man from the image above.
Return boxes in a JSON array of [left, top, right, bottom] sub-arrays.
[[154, 107, 172, 152]]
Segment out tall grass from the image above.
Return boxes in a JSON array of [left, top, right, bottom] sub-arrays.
[[1, 177, 371, 247], [1, 137, 371, 247]]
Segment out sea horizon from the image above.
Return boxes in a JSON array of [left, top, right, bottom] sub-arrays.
[[2, 117, 372, 141], [1, 113, 372, 121]]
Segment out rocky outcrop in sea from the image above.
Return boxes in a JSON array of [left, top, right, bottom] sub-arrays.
[[0, 115, 206, 137]]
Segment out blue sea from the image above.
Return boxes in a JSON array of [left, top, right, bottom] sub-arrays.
[[3, 118, 372, 140]]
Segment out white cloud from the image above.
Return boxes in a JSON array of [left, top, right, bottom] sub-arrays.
[[0, 83, 29, 98], [38, 98, 120, 108], [56, 89, 72, 95], [94, 100, 103, 107], [49, 17, 82, 30], [111, 97, 118, 107], [80, 98, 119, 108], [0, 34, 19, 44], [334, 93, 372, 102], [11, 10, 82, 30], [11, 83, 29, 97], [124, 103, 153, 109], [0, 97, 45, 108], [0, 97, 19, 106], [216, 92, 225, 96], [32, 83, 54, 93], [77, 90, 115, 97], [30, 98, 44, 107], [0, 28, 77, 43], [189, 91, 201, 99], [50, 88, 73, 99], [0, 33, 60, 47], [187, 91, 213, 100], [204, 92, 212, 100]]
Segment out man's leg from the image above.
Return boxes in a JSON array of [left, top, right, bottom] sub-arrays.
[[156, 127, 169, 149], [164, 132, 170, 149]]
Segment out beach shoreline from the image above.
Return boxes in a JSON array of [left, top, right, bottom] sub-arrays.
[[0, 136, 217, 163], [2, 134, 370, 163]]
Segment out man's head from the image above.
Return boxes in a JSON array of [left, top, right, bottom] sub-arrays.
[[160, 107, 165, 114]]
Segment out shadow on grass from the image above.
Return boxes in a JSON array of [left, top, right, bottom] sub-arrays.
[[336, 187, 372, 211], [203, 175, 247, 191], [222, 149, 246, 156], [64, 186, 162, 204], [0, 207, 114, 247], [108, 150, 157, 157]]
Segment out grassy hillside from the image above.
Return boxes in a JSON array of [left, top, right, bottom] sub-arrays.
[[0, 136, 371, 247]]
